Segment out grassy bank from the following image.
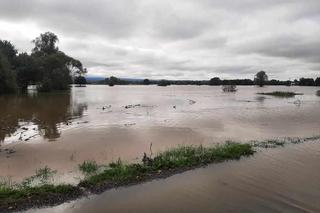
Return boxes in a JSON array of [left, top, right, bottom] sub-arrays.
[[1, 136, 320, 212], [257, 91, 303, 97], [0, 142, 253, 212], [80, 143, 254, 188]]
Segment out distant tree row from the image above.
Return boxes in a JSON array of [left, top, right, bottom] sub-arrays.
[[99, 71, 320, 87], [0, 32, 86, 94]]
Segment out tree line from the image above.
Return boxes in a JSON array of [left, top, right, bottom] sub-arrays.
[[0, 32, 86, 94], [97, 71, 320, 87]]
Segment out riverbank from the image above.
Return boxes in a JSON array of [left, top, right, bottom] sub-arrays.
[[1, 136, 320, 212]]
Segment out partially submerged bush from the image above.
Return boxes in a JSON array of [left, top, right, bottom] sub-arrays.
[[21, 166, 56, 187], [79, 160, 98, 176], [222, 85, 237, 92], [316, 90, 320, 96]]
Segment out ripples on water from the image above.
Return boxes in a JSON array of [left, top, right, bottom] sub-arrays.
[[0, 85, 320, 212], [1, 85, 319, 144]]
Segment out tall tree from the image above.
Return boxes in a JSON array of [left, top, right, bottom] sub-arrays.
[[254, 71, 268, 87], [143, 79, 150, 85], [0, 40, 17, 64], [209, 77, 222, 85], [314, 77, 320, 86], [0, 53, 17, 94], [31, 32, 84, 92], [32, 32, 59, 56], [15, 53, 39, 91], [299, 78, 315, 86]]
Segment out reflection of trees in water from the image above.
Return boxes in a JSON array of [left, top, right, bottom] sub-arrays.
[[0, 92, 87, 143]]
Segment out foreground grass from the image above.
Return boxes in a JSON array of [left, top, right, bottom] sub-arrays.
[[0, 142, 254, 211], [1, 136, 320, 211], [257, 91, 303, 97], [80, 143, 254, 187]]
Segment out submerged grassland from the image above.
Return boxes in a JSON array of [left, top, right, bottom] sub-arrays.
[[1, 136, 320, 212], [257, 91, 303, 97]]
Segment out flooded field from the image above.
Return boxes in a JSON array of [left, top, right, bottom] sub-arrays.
[[33, 140, 320, 213], [0, 85, 320, 184]]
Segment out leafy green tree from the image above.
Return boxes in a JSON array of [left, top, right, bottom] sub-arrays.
[[209, 77, 222, 85], [315, 77, 320, 86], [105, 76, 119, 86], [299, 78, 315, 86], [74, 76, 87, 86], [0, 53, 17, 94], [254, 71, 268, 87], [15, 53, 39, 91], [32, 32, 59, 56], [0, 40, 17, 64], [31, 32, 84, 92], [143, 79, 150, 85]]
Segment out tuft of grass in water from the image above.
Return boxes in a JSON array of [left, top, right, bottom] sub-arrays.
[[316, 90, 320, 96], [21, 166, 56, 187], [79, 160, 98, 176], [80, 142, 254, 186], [257, 91, 303, 97]]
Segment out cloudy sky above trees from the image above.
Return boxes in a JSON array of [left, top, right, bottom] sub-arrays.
[[0, 0, 319, 80]]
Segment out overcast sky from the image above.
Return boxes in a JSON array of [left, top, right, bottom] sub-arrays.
[[0, 0, 319, 80]]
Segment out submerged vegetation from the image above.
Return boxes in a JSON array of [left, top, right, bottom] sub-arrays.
[[1, 135, 320, 211], [316, 90, 320, 96], [80, 143, 254, 187], [78, 160, 99, 176], [257, 91, 303, 97]]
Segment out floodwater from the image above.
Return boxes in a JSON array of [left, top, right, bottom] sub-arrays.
[[0, 85, 320, 184], [32, 140, 320, 213]]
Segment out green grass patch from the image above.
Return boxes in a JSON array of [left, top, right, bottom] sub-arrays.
[[0, 184, 77, 203], [257, 91, 303, 97], [80, 142, 254, 187], [79, 160, 99, 176]]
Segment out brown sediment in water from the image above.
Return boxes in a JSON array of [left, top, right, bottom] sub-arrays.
[[1, 85, 320, 184], [33, 139, 320, 213], [1, 137, 319, 212]]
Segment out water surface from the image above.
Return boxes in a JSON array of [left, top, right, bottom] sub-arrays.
[[0, 85, 319, 182]]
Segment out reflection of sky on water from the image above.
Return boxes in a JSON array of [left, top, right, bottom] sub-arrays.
[[1, 85, 320, 145]]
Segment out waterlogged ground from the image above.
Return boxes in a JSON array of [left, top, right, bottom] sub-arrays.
[[31, 140, 320, 213], [0, 85, 320, 184]]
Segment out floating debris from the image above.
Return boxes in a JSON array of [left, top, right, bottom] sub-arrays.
[[124, 123, 136, 127], [187, 99, 196, 105]]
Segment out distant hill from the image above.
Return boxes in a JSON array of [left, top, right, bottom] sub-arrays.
[[85, 76, 105, 83], [86, 76, 145, 83]]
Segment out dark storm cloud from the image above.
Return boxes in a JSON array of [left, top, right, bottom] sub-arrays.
[[0, 0, 319, 79], [236, 34, 320, 62]]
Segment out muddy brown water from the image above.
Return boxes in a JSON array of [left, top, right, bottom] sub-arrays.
[[30, 140, 320, 213], [0, 85, 320, 184]]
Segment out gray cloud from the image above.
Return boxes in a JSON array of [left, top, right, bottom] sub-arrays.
[[0, 0, 319, 80]]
